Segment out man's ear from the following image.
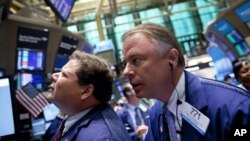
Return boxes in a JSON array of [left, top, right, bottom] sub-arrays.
[[80, 84, 94, 101], [168, 48, 178, 62]]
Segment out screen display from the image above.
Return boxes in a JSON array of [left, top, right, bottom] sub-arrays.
[[44, 0, 75, 22], [234, 1, 250, 22], [81, 41, 93, 54], [93, 40, 115, 54], [214, 19, 233, 35], [17, 73, 45, 90], [0, 77, 15, 137], [17, 48, 45, 71], [58, 35, 79, 55], [54, 54, 69, 71], [17, 26, 49, 50], [235, 41, 250, 56], [226, 30, 243, 44]]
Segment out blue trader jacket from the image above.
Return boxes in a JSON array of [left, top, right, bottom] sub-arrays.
[[55, 103, 131, 141], [145, 71, 250, 141]]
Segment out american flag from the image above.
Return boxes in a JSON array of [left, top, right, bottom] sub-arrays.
[[15, 82, 49, 118]]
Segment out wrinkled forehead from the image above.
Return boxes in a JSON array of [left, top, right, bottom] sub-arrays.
[[122, 33, 156, 60]]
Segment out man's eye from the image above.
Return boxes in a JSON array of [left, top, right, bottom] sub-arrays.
[[131, 58, 141, 65]]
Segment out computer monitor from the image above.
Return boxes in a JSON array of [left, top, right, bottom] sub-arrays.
[[234, 1, 250, 22], [17, 48, 45, 71], [58, 35, 79, 55], [17, 73, 45, 90], [226, 30, 243, 44], [16, 26, 49, 50], [44, 0, 76, 22], [235, 41, 250, 56], [54, 54, 69, 72], [0, 77, 16, 140]]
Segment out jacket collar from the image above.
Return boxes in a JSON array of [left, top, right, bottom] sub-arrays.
[[181, 71, 208, 141], [61, 103, 109, 140], [184, 70, 207, 110]]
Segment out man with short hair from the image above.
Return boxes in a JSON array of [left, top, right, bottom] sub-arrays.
[[122, 23, 250, 141], [46, 50, 131, 141]]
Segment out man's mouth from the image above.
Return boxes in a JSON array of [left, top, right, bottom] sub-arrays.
[[48, 86, 54, 91]]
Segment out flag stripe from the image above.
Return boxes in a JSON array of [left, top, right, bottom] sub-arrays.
[[16, 90, 39, 117], [15, 84, 49, 118], [15, 93, 37, 117], [16, 89, 40, 113], [36, 94, 49, 106], [18, 89, 41, 113], [33, 97, 44, 110]]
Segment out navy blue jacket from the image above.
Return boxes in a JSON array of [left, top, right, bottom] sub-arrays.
[[145, 71, 250, 141], [53, 103, 131, 141], [43, 116, 63, 141]]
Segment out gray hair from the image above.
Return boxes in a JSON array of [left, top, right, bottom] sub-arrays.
[[122, 23, 185, 67]]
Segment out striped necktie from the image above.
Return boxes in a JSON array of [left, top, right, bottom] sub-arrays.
[[163, 107, 178, 141]]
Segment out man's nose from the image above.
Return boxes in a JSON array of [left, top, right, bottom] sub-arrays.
[[51, 72, 59, 82]]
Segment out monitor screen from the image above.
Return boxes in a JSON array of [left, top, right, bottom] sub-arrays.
[[0, 77, 15, 138], [58, 35, 79, 55], [226, 30, 243, 44], [235, 41, 250, 56], [17, 48, 45, 71], [54, 54, 69, 71], [214, 19, 233, 36], [81, 41, 93, 54], [16, 26, 49, 50], [234, 1, 250, 22], [17, 73, 45, 90], [44, 0, 76, 22]]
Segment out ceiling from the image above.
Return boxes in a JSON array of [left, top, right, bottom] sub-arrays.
[[7, 0, 233, 38], [9, 0, 200, 25]]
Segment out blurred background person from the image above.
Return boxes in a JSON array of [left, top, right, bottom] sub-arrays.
[[46, 50, 131, 141], [233, 58, 250, 92], [116, 82, 149, 141]]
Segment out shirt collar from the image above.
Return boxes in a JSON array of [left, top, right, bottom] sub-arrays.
[[64, 108, 93, 133], [126, 103, 137, 110], [166, 71, 185, 116]]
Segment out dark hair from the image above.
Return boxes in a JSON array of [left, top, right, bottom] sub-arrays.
[[69, 50, 114, 103], [122, 23, 185, 68], [233, 58, 250, 80]]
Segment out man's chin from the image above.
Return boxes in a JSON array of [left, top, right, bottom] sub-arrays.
[[46, 93, 55, 101]]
